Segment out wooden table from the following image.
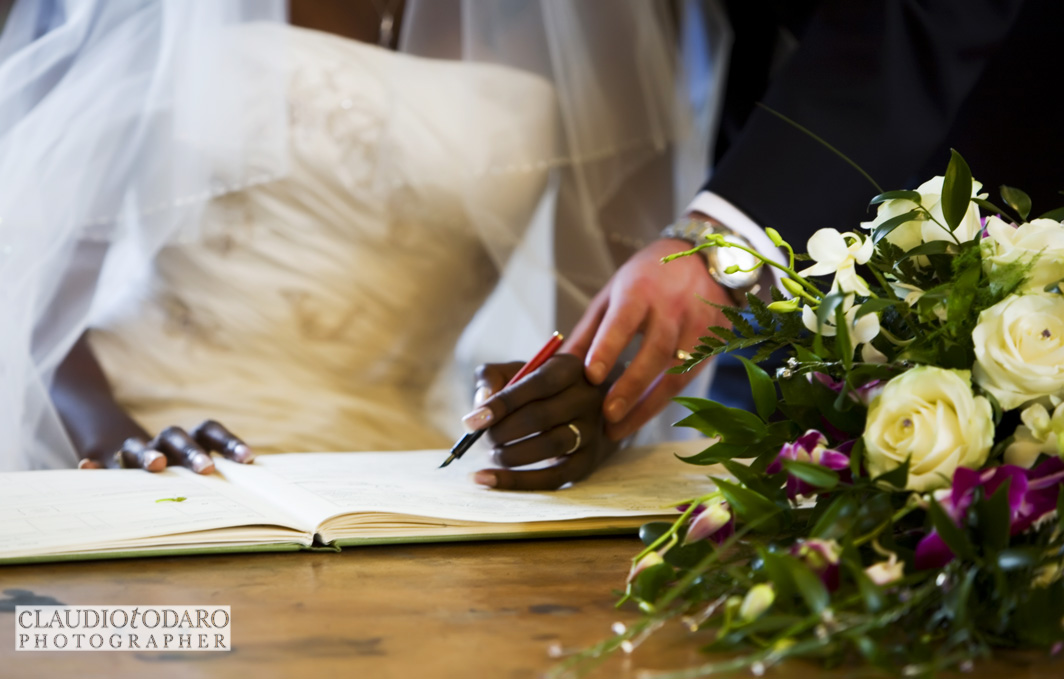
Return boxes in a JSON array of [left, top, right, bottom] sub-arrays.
[[1, 536, 1059, 678]]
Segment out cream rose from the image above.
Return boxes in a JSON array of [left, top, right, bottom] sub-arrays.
[[864, 367, 993, 492], [981, 216, 1064, 293], [861, 176, 984, 252], [972, 293, 1064, 411]]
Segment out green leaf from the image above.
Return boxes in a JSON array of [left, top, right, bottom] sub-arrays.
[[855, 297, 901, 318], [735, 355, 777, 421], [722, 459, 779, 498], [782, 554, 830, 614], [872, 457, 909, 490], [928, 498, 974, 561], [871, 208, 923, 245], [638, 522, 672, 547], [849, 564, 885, 614], [748, 294, 775, 329], [941, 149, 973, 231], [834, 301, 853, 373], [869, 190, 922, 207], [781, 459, 839, 490], [673, 397, 768, 443], [721, 306, 757, 339], [973, 476, 1012, 552], [848, 437, 865, 478], [811, 494, 858, 540], [677, 441, 753, 465], [1000, 185, 1032, 221], [631, 560, 675, 603], [945, 262, 981, 333], [815, 292, 846, 338], [973, 196, 1017, 222], [714, 478, 783, 533], [1038, 206, 1064, 221], [897, 239, 952, 261], [707, 325, 738, 343]]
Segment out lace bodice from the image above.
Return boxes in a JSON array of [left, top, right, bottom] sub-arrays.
[[89, 25, 555, 453]]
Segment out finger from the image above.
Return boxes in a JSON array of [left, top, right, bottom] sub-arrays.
[[117, 437, 167, 472], [485, 378, 599, 445], [491, 421, 587, 468], [472, 362, 523, 407], [78, 459, 103, 470], [462, 354, 583, 433], [563, 287, 609, 360], [191, 420, 255, 463], [605, 368, 701, 441], [602, 311, 680, 424], [607, 318, 710, 439], [473, 449, 597, 491], [583, 293, 649, 385], [151, 427, 215, 474]]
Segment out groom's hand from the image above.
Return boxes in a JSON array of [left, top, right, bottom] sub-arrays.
[[565, 238, 732, 441], [464, 354, 616, 491]]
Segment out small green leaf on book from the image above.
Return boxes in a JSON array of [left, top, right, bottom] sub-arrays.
[[156, 497, 187, 503]]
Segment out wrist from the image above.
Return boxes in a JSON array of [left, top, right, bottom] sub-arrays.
[[659, 215, 762, 306]]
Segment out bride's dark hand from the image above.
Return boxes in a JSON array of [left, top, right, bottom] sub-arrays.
[[464, 354, 616, 491], [78, 420, 254, 474]]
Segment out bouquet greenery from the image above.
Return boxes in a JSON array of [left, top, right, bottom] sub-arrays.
[[561, 152, 1064, 678]]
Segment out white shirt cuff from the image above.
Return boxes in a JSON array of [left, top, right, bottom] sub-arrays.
[[685, 191, 788, 291]]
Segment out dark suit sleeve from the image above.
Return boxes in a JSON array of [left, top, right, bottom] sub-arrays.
[[704, 0, 1026, 245]]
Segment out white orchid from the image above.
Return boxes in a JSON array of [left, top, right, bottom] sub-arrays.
[[802, 228, 874, 296], [861, 175, 985, 250], [801, 294, 884, 362]]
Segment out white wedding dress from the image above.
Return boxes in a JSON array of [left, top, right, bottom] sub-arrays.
[[87, 25, 556, 454]]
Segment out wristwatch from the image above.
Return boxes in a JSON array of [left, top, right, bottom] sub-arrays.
[[660, 216, 762, 304]]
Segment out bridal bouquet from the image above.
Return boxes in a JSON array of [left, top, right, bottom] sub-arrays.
[[561, 152, 1064, 677]]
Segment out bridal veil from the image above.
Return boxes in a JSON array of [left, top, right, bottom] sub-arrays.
[[0, 0, 716, 470]]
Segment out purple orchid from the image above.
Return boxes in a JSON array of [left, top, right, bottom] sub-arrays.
[[767, 430, 851, 500], [791, 538, 841, 591], [915, 458, 1064, 570], [679, 501, 734, 545], [810, 373, 884, 405]]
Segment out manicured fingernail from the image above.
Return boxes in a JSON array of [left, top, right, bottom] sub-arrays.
[[231, 443, 255, 463], [473, 386, 493, 407], [587, 360, 607, 384], [473, 471, 497, 487], [462, 406, 494, 432], [143, 451, 166, 471], [191, 453, 215, 474], [605, 398, 628, 423], [78, 459, 98, 470]]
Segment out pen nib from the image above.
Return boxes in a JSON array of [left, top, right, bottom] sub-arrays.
[[439, 452, 458, 469]]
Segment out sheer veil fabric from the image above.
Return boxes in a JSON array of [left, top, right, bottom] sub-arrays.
[[0, 0, 713, 470]]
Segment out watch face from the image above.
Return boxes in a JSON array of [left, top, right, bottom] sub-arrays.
[[708, 234, 762, 289]]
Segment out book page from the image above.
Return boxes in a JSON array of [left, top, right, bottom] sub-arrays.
[[216, 439, 721, 532], [0, 467, 312, 560]]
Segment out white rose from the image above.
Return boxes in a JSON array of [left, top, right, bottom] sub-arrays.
[[972, 293, 1064, 411], [981, 216, 1064, 293], [864, 367, 993, 492], [861, 176, 984, 252]]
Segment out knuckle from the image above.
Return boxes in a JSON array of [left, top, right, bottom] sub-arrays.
[[644, 335, 675, 358]]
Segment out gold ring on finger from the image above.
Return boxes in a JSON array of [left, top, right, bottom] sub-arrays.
[[565, 423, 582, 455]]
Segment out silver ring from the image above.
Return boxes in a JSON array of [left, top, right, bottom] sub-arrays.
[[564, 423, 582, 455], [675, 349, 693, 362]]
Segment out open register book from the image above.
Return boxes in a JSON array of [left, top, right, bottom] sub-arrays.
[[0, 440, 716, 564]]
